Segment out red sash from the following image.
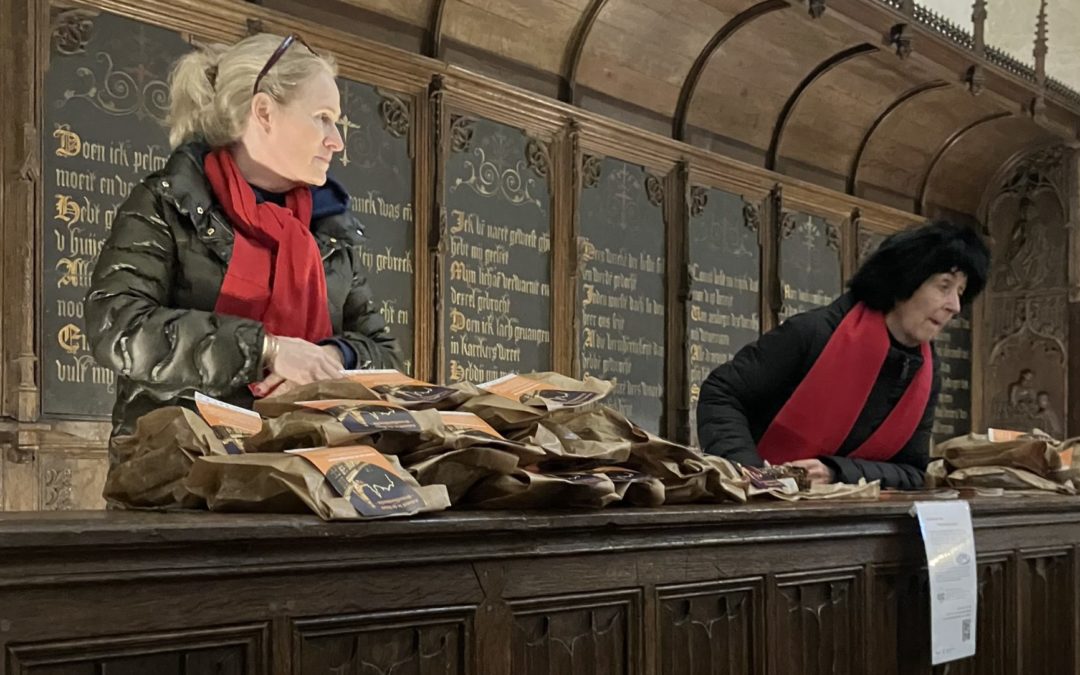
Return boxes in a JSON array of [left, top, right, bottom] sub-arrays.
[[756, 302, 932, 464], [203, 149, 333, 343]]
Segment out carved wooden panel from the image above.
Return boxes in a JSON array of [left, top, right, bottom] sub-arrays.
[[769, 569, 862, 675], [6, 624, 267, 675], [509, 590, 641, 675], [871, 557, 1011, 675], [292, 606, 472, 675], [984, 149, 1070, 436], [856, 226, 886, 268], [656, 578, 764, 675], [1018, 551, 1073, 675], [934, 557, 1010, 675], [37, 451, 107, 510], [868, 566, 929, 675]]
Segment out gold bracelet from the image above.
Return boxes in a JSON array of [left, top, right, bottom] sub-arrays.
[[261, 334, 279, 370]]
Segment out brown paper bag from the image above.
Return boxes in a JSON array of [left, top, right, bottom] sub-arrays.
[[465, 468, 624, 509], [186, 445, 450, 520], [254, 380, 381, 417], [105, 394, 262, 509], [105, 407, 223, 508], [927, 460, 1076, 495], [407, 445, 523, 503], [401, 411, 548, 465], [246, 399, 445, 454], [481, 372, 613, 410], [341, 370, 480, 409]]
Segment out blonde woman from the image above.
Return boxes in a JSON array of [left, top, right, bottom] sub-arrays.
[[86, 33, 401, 456]]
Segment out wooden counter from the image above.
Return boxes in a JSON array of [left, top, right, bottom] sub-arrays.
[[1, 497, 1078, 674]]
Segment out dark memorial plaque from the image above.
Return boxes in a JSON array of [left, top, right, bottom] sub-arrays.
[[933, 307, 973, 441], [334, 81, 416, 373], [578, 157, 666, 434], [42, 9, 189, 417], [441, 117, 553, 384], [778, 211, 842, 321], [687, 187, 761, 446]]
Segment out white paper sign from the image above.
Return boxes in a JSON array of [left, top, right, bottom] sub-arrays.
[[911, 500, 978, 665]]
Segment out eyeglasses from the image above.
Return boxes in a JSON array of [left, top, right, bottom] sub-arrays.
[[252, 33, 313, 96]]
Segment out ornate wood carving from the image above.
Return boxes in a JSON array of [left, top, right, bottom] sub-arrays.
[[966, 64, 986, 96], [742, 200, 760, 233], [689, 186, 708, 217], [526, 137, 551, 179], [972, 0, 987, 55], [51, 9, 96, 55], [825, 221, 841, 252], [889, 24, 912, 59], [377, 90, 410, 138], [449, 114, 476, 154], [294, 608, 471, 674], [645, 173, 664, 207], [780, 211, 798, 239], [509, 590, 640, 675], [581, 154, 602, 189], [657, 579, 764, 675]]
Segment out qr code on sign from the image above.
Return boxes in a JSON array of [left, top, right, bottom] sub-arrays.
[[962, 619, 971, 641]]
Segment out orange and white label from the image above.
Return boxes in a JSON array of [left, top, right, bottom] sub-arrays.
[[195, 392, 262, 435]]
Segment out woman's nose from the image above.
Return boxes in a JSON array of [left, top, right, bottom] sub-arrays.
[[326, 124, 344, 152]]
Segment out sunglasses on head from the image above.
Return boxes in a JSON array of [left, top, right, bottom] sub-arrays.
[[252, 33, 314, 96]]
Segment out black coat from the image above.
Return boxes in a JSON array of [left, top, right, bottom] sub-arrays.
[[696, 293, 939, 490], [86, 142, 403, 452]]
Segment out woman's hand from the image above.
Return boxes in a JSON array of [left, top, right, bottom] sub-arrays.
[[785, 459, 835, 486], [252, 336, 344, 396]]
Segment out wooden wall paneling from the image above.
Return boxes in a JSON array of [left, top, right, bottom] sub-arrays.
[[1, 0, 46, 423], [507, 589, 643, 675], [867, 563, 930, 675], [291, 606, 474, 675], [1069, 150, 1080, 435], [1016, 548, 1074, 675], [665, 161, 690, 443], [761, 185, 782, 334], [655, 577, 765, 675], [7, 623, 271, 675], [768, 567, 864, 675]]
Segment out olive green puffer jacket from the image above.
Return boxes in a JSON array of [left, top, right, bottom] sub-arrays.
[[86, 142, 402, 453]]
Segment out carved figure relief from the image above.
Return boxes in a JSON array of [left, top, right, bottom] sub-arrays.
[[983, 147, 1070, 436]]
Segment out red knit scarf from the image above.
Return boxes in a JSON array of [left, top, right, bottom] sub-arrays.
[[756, 302, 933, 464], [204, 148, 333, 343]]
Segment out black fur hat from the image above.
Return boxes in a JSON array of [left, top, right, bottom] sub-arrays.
[[849, 221, 990, 312]]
